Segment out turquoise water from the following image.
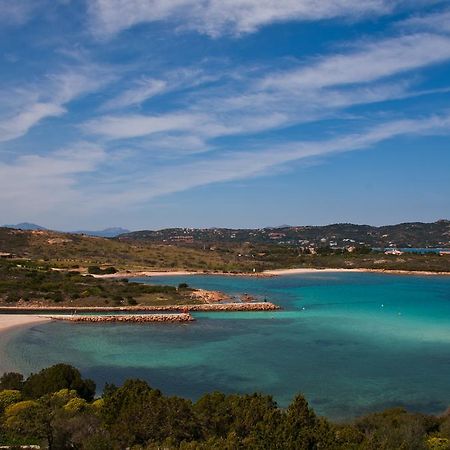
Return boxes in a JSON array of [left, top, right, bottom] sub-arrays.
[[2, 273, 450, 419]]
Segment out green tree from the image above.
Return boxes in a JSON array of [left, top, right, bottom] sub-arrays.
[[23, 364, 96, 401], [0, 372, 24, 391]]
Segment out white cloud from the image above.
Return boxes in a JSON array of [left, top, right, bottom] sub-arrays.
[[4, 113, 450, 222], [0, 0, 38, 25], [83, 113, 203, 139], [260, 33, 450, 91], [0, 143, 106, 217], [0, 65, 115, 143], [101, 78, 167, 110], [122, 113, 450, 202], [88, 0, 401, 38], [83, 30, 450, 147], [400, 8, 450, 34], [0, 103, 65, 142]]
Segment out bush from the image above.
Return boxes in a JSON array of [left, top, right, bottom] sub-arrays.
[[0, 390, 22, 412]]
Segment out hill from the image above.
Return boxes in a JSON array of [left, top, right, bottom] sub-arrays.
[[3, 224, 130, 238], [1, 224, 450, 274], [3, 222, 47, 231], [118, 220, 450, 249]]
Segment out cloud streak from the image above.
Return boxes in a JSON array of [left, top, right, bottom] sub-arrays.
[[88, 0, 404, 38], [0, 64, 115, 143], [260, 33, 450, 90]]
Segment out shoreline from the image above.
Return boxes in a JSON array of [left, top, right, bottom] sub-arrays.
[[0, 315, 52, 375], [262, 268, 450, 276], [0, 302, 280, 313], [0, 314, 52, 334], [91, 267, 450, 279]]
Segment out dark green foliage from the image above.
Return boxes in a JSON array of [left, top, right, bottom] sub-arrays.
[[23, 364, 95, 401], [355, 407, 440, 450], [0, 259, 185, 306], [0, 365, 449, 449], [102, 379, 201, 447], [87, 266, 117, 275], [0, 372, 24, 391]]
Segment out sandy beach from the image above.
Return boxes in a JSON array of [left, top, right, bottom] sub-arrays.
[[90, 270, 203, 279], [90, 267, 450, 279], [263, 268, 450, 276], [263, 268, 362, 275], [0, 314, 52, 334]]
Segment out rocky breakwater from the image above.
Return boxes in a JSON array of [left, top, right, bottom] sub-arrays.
[[184, 302, 280, 311], [47, 313, 194, 323]]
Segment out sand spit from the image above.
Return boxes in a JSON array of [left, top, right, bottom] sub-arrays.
[[0, 314, 51, 334], [47, 313, 194, 323], [263, 268, 450, 276], [90, 270, 201, 279], [87, 267, 450, 280]]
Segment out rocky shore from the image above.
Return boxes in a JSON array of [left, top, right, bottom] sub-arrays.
[[47, 313, 194, 323]]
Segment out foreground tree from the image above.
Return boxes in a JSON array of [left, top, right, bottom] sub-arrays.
[[23, 364, 96, 401]]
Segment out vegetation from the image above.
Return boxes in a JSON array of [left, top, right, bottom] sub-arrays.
[[0, 259, 198, 307], [0, 364, 448, 449], [119, 220, 450, 248], [1, 227, 450, 274]]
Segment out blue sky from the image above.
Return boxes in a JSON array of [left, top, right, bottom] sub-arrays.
[[1, 0, 450, 230]]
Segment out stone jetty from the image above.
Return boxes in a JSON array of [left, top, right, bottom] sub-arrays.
[[46, 313, 194, 323]]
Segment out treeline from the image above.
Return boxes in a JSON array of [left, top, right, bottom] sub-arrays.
[[0, 365, 448, 449]]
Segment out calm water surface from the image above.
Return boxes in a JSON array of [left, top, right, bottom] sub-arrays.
[[2, 272, 450, 419]]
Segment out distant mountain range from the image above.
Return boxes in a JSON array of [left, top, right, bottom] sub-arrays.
[[3, 223, 130, 238]]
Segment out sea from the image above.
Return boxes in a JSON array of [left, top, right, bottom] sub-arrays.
[[1, 272, 449, 420]]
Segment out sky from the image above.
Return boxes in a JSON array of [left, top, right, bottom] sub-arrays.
[[1, 0, 450, 231]]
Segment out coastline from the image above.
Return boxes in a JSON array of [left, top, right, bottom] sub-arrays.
[[0, 315, 52, 375], [263, 268, 450, 276], [91, 267, 450, 279], [0, 314, 52, 334]]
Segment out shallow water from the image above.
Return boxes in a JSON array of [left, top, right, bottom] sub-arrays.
[[3, 272, 450, 419]]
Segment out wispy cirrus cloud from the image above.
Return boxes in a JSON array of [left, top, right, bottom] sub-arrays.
[[259, 33, 450, 91], [88, 0, 407, 38], [101, 78, 167, 110], [0, 142, 106, 218], [0, 0, 40, 25], [399, 7, 450, 34], [5, 112, 450, 220], [0, 64, 115, 143], [84, 30, 450, 150], [88, 112, 450, 205]]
